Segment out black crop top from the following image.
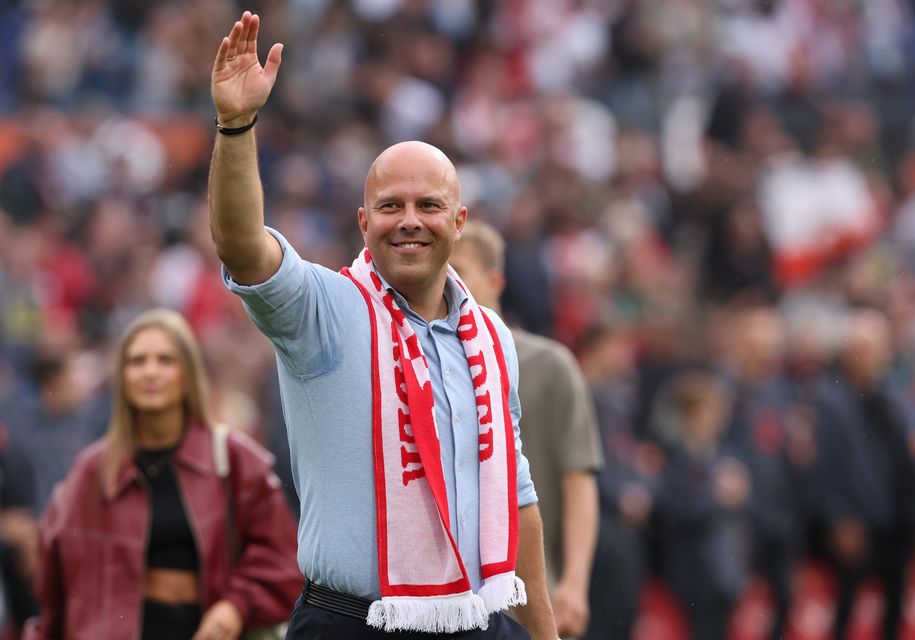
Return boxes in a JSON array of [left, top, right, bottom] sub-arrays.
[[136, 447, 199, 572]]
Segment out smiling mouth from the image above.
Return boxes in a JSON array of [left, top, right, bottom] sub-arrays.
[[392, 242, 430, 249]]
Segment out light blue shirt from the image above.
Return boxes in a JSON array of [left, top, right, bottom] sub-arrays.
[[223, 228, 537, 600]]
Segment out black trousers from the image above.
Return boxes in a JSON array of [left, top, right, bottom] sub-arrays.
[[754, 532, 794, 640], [832, 528, 912, 640], [141, 600, 201, 640], [285, 593, 532, 640], [683, 596, 733, 640]]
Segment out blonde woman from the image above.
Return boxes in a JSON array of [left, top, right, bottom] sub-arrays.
[[25, 309, 301, 640]]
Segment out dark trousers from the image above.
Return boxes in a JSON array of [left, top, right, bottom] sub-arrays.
[[0, 540, 38, 627], [285, 593, 532, 640], [682, 596, 733, 640], [755, 533, 794, 640], [833, 528, 912, 640], [141, 600, 201, 640], [583, 516, 644, 640]]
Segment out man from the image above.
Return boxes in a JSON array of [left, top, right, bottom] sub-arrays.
[[813, 308, 915, 640], [577, 323, 653, 640], [722, 306, 804, 640], [451, 221, 602, 639], [208, 11, 557, 640], [1, 350, 107, 515]]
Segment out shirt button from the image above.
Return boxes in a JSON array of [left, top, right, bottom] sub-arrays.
[[461, 511, 467, 524], [455, 415, 461, 424], [445, 367, 452, 376]]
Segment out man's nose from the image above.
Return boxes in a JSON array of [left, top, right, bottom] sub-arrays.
[[399, 204, 422, 230]]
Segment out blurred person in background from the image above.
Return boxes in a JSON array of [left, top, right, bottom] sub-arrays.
[[451, 221, 604, 639], [208, 11, 554, 640], [813, 307, 915, 640], [655, 369, 751, 640], [0, 349, 107, 515], [722, 305, 809, 640], [24, 308, 300, 640], [577, 323, 657, 640], [0, 422, 39, 639]]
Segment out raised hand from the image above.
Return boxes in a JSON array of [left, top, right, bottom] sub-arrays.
[[211, 11, 283, 126]]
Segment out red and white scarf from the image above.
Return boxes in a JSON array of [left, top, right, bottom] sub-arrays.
[[342, 249, 525, 633]]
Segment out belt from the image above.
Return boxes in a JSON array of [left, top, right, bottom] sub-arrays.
[[304, 581, 373, 620]]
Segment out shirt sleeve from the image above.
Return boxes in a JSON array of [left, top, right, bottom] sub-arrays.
[[484, 309, 538, 508], [221, 227, 351, 379]]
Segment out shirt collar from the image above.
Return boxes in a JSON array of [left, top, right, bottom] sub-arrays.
[[372, 267, 469, 328]]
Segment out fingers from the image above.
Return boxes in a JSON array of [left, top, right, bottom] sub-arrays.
[[226, 17, 244, 59], [212, 20, 243, 74], [214, 11, 280, 80], [264, 43, 284, 83], [213, 36, 231, 71], [238, 11, 254, 56], [224, 12, 253, 61], [214, 12, 262, 72], [243, 13, 259, 56]]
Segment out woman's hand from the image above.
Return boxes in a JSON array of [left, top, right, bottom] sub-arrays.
[[192, 600, 243, 640], [211, 11, 283, 126]]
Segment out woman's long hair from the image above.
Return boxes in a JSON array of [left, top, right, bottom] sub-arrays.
[[102, 308, 214, 492]]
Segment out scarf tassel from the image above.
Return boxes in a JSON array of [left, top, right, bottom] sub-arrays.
[[478, 572, 527, 613], [367, 592, 490, 633]]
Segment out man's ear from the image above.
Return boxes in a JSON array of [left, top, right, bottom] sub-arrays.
[[357, 207, 368, 238], [454, 207, 468, 236]]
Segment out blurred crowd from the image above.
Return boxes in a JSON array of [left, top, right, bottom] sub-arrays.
[[5, 0, 915, 637]]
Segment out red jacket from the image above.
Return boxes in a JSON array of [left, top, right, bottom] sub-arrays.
[[24, 425, 302, 640]]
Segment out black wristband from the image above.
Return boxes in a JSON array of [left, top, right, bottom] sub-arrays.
[[215, 114, 257, 136]]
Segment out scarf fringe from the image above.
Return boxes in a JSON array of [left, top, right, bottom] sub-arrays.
[[478, 572, 527, 613], [367, 592, 490, 633]]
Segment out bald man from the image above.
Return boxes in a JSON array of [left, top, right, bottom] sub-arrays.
[[208, 11, 556, 640]]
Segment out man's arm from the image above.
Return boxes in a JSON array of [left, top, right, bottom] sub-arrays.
[[514, 504, 559, 640], [552, 470, 598, 638], [208, 10, 284, 285]]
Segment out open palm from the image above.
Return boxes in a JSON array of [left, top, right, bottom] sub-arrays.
[[211, 11, 283, 123]]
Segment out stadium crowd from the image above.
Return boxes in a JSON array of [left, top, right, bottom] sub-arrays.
[[4, 0, 915, 638]]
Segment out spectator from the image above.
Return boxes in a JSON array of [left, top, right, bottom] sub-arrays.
[[24, 308, 301, 640], [721, 305, 808, 640], [577, 323, 656, 640], [0, 422, 39, 639], [813, 308, 915, 640], [1, 349, 107, 514], [655, 369, 751, 640]]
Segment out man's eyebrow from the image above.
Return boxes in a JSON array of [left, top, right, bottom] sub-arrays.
[[373, 191, 450, 201]]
